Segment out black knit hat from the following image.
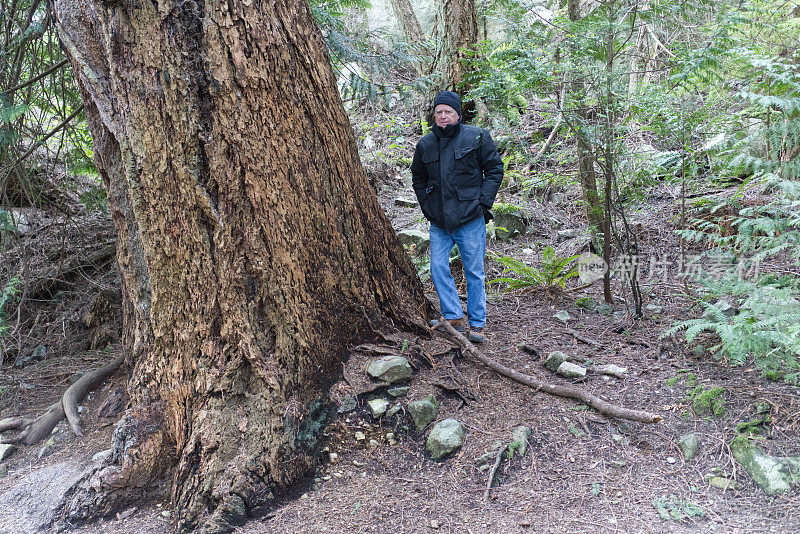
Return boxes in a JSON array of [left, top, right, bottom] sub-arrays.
[[433, 91, 462, 117]]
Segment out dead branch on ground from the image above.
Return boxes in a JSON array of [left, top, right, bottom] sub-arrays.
[[433, 322, 662, 424]]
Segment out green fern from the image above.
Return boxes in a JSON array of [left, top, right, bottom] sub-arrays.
[[490, 247, 578, 291], [0, 276, 21, 339]]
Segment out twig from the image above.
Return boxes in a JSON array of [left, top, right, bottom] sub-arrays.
[[484, 445, 506, 501], [432, 322, 662, 424], [565, 328, 603, 348]]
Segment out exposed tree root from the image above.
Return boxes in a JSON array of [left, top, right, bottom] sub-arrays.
[[433, 322, 663, 424], [0, 355, 124, 444]]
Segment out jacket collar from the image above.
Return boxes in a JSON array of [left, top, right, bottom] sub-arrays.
[[432, 119, 462, 139]]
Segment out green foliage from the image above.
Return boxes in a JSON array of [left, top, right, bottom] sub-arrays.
[[687, 386, 726, 417], [403, 244, 430, 283], [652, 495, 705, 522], [489, 246, 578, 291], [491, 202, 522, 215], [667, 49, 800, 386], [0, 276, 21, 339]]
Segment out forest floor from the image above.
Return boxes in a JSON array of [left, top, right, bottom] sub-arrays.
[[1, 107, 799, 533]]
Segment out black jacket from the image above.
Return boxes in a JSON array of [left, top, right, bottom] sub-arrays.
[[411, 122, 504, 230]]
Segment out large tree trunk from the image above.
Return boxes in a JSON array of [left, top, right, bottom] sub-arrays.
[[52, 0, 429, 531], [426, 0, 478, 121], [389, 0, 424, 43]]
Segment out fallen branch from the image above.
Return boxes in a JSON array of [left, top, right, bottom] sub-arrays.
[[433, 322, 662, 424], [484, 445, 506, 501], [566, 328, 603, 348], [1, 355, 124, 444]]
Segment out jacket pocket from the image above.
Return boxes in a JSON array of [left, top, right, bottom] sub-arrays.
[[456, 187, 481, 222], [421, 151, 439, 179], [455, 143, 480, 185]]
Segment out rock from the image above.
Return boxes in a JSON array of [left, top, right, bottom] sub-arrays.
[[0, 462, 86, 533], [645, 303, 663, 314], [161, 510, 171, 518], [556, 361, 587, 379], [354, 431, 366, 442], [367, 398, 389, 418], [386, 432, 398, 445], [679, 433, 699, 462], [385, 404, 401, 418], [609, 460, 627, 468], [394, 197, 418, 208], [397, 229, 430, 256], [544, 351, 568, 372], [597, 364, 628, 379], [557, 228, 583, 239], [492, 210, 527, 240], [91, 449, 113, 464], [37, 437, 56, 459], [368, 439, 380, 448], [611, 434, 626, 445], [708, 476, 742, 491], [338, 396, 358, 413], [366, 356, 412, 383], [387, 386, 409, 397], [15, 344, 47, 369], [595, 303, 614, 316], [407, 394, 438, 433], [430, 519, 440, 529], [426, 419, 465, 460], [508, 426, 531, 458], [0, 443, 18, 462], [328, 452, 339, 463], [666, 456, 677, 464], [550, 192, 566, 206], [731, 435, 800, 494], [552, 310, 572, 324]]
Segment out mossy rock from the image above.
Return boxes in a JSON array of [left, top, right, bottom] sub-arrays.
[[688, 386, 725, 417]]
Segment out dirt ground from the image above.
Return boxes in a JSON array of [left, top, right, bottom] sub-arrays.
[[1, 116, 799, 533]]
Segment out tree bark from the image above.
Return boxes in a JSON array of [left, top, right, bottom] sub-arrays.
[[389, 0, 424, 43], [52, 0, 429, 531], [426, 0, 478, 121]]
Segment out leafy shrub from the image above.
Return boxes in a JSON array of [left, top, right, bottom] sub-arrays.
[[0, 276, 21, 339]]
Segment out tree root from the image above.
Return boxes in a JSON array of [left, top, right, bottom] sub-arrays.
[[433, 322, 662, 424], [0, 355, 124, 444]]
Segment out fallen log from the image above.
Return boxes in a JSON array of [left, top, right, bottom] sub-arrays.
[[433, 322, 662, 424]]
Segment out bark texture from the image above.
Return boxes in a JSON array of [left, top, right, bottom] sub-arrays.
[[426, 0, 478, 120], [389, 0, 424, 43], [52, 0, 429, 531]]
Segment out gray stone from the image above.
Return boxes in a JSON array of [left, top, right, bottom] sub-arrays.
[[679, 433, 699, 462], [508, 426, 531, 458], [426, 419, 465, 459], [407, 394, 438, 433], [552, 310, 572, 324], [708, 476, 742, 491], [0, 443, 17, 462], [366, 356, 412, 383], [731, 436, 800, 494], [338, 396, 358, 413], [596, 303, 614, 316], [397, 230, 430, 256], [597, 364, 628, 379], [394, 197, 418, 208], [37, 437, 56, 459], [387, 386, 409, 397], [385, 404, 401, 418], [0, 462, 85, 533], [611, 434, 626, 445], [550, 192, 566, 206], [493, 210, 527, 240], [354, 431, 366, 441], [556, 361, 587, 379], [91, 449, 113, 464], [544, 351, 568, 372], [367, 398, 389, 418], [557, 228, 583, 239]]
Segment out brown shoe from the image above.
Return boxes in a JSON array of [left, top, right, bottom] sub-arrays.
[[430, 316, 466, 333], [468, 327, 486, 344]]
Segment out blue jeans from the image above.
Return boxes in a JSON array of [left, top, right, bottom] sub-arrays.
[[429, 216, 487, 328]]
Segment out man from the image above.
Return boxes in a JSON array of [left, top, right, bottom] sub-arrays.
[[411, 91, 504, 343]]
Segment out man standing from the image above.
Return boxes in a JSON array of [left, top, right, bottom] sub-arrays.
[[411, 91, 504, 343]]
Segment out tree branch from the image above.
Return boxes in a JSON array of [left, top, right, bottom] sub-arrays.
[[432, 322, 662, 424]]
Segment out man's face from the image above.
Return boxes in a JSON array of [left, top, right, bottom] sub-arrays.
[[434, 104, 459, 128]]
